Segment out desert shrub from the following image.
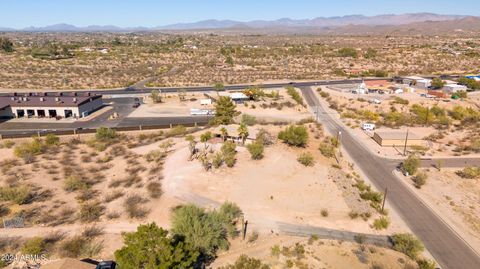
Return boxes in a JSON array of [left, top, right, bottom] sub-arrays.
[[95, 127, 116, 140], [22, 237, 46, 255], [278, 125, 308, 147], [391, 233, 424, 259], [392, 97, 409, 105], [45, 134, 60, 146], [167, 125, 187, 137], [146, 182, 162, 199], [297, 152, 315, 166], [79, 201, 105, 222], [14, 138, 44, 162], [413, 172, 427, 189], [64, 176, 88, 192], [2, 140, 15, 148], [416, 259, 436, 269], [115, 223, 199, 269], [241, 114, 256, 126], [247, 142, 264, 160], [82, 225, 104, 239], [402, 154, 420, 175], [337, 47, 358, 58], [212, 152, 223, 168], [104, 190, 124, 203], [221, 141, 237, 167], [0, 185, 32, 204], [172, 202, 241, 257], [247, 231, 259, 243], [256, 129, 274, 146], [219, 255, 270, 269], [285, 86, 304, 106], [59, 236, 88, 258], [271, 244, 281, 257], [456, 167, 480, 179], [321, 209, 329, 217], [318, 142, 336, 158], [372, 217, 390, 230], [124, 195, 150, 219]]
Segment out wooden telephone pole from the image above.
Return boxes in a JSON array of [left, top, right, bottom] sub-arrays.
[[403, 129, 409, 156]]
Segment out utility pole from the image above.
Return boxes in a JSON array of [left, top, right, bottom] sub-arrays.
[[403, 129, 409, 156], [382, 187, 388, 212], [242, 220, 248, 240]]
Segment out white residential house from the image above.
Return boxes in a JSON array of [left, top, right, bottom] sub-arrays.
[[443, 84, 468, 94], [416, 79, 432, 89]]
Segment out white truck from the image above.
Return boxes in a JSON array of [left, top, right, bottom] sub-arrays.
[[190, 108, 214, 116]]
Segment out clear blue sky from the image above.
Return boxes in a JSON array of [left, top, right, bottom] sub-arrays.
[[1, 0, 478, 28]]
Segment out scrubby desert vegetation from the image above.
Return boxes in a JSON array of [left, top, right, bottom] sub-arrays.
[[1, 32, 480, 89]]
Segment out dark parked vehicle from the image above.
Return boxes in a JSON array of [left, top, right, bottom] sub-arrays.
[[132, 103, 140, 108], [95, 261, 116, 269]]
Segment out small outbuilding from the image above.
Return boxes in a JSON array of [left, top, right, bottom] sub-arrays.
[[373, 131, 424, 147], [443, 84, 468, 94]]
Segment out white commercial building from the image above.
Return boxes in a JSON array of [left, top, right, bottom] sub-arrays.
[[0, 93, 103, 119]]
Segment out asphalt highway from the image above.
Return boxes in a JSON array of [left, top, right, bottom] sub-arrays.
[[300, 86, 480, 269]]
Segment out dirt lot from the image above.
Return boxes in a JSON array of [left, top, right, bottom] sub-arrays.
[[130, 88, 311, 123], [399, 168, 480, 252]]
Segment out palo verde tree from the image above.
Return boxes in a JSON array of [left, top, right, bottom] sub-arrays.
[[214, 97, 239, 125], [115, 223, 200, 269]]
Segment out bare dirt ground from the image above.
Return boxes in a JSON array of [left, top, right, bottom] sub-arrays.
[[162, 125, 407, 237], [398, 168, 480, 252], [212, 235, 417, 269]]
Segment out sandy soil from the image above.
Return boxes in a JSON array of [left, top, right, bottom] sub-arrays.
[[162, 126, 403, 236], [212, 235, 417, 269], [399, 168, 480, 252]]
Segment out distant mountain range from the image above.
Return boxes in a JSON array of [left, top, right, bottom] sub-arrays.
[[0, 13, 476, 33]]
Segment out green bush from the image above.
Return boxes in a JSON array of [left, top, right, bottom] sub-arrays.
[[416, 259, 436, 269], [319, 142, 336, 158], [168, 125, 187, 137], [172, 203, 241, 257], [337, 47, 358, 58], [372, 217, 390, 230], [64, 176, 88, 192], [115, 223, 199, 269], [220, 254, 270, 269], [391, 233, 424, 259], [247, 142, 264, 160], [392, 97, 409, 105], [297, 152, 315, 166], [278, 125, 308, 147], [456, 167, 480, 179], [285, 86, 304, 106], [221, 141, 237, 167], [22, 237, 46, 255], [14, 138, 45, 162], [95, 127, 116, 140], [45, 134, 60, 146], [402, 154, 420, 175], [0, 185, 32, 204]]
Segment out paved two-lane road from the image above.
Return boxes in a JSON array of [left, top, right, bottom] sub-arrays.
[[300, 87, 480, 269]]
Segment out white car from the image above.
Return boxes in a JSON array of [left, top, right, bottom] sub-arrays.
[[369, 99, 381, 104], [361, 123, 376, 131]]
